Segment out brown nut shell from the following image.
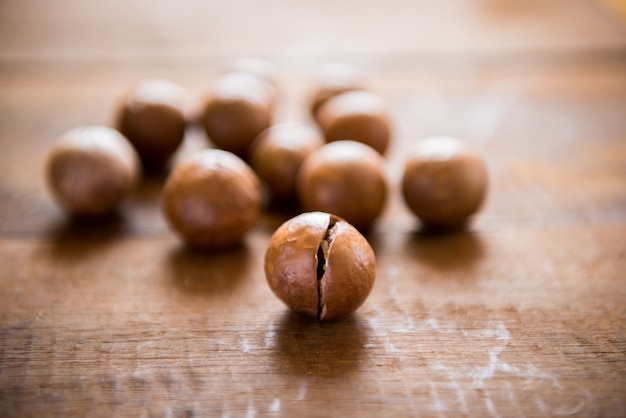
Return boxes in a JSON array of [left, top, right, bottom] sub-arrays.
[[248, 123, 324, 199], [401, 136, 488, 228], [297, 140, 387, 229], [202, 72, 273, 158], [309, 62, 365, 123], [316, 90, 391, 155], [116, 78, 188, 165], [264, 212, 376, 321], [46, 126, 140, 217], [161, 149, 262, 248]]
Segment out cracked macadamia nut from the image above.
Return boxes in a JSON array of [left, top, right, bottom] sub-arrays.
[[161, 149, 262, 248], [248, 123, 324, 200], [309, 62, 365, 123], [297, 140, 387, 229], [316, 90, 392, 155], [46, 126, 140, 217], [265, 212, 376, 320], [402, 136, 488, 228], [202, 72, 274, 158], [116, 78, 189, 165]]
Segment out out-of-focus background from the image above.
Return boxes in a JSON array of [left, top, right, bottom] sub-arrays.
[[1, 1, 625, 417]]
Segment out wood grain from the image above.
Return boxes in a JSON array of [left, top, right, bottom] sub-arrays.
[[1, 0, 626, 416]]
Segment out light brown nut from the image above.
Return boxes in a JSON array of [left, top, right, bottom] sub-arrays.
[[264, 212, 376, 321], [297, 140, 387, 230], [202, 72, 274, 158], [316, 90, 392, 155], [46, 126, 140, 217], [161, 149, 262, 248], [402, 136, 488, 229], [116, 78, 189, 165], [248, 123, 324, 200]]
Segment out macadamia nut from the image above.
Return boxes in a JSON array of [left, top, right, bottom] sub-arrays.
[[45, 126, 140, 217], [202, 72, 274, 158], [264, 212, 376, 320], [297, 140, 387, 229], [401, 136, 488, 228], [248, 123, 324, 200], [316, 90, 392, 155], [116, 78, 189, 165], [161, 149, 262, 248]]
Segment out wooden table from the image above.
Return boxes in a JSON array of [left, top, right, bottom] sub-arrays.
[[1, 1, 625, 416]]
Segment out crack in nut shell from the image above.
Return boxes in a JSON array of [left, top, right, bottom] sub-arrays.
[[264, 212, 376, 321]]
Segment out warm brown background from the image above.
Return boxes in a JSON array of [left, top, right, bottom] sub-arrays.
[[1, 0, 626, 416]]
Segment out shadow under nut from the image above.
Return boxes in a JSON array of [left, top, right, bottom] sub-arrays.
[[264, 212, 376, 321], [161, 149, 262, 248]]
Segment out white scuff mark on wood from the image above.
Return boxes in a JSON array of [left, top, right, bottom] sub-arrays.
[[241, 337, 252, 353], [429, 382, 446, 418], [484, 391, 502, 418], [504, 381, 525, 418], [246, 396, 256, 418], [297, 379, 310, 400], [264, 322, 276, 349], [269, 398, 281, 413], [534, 395, 549, 417]]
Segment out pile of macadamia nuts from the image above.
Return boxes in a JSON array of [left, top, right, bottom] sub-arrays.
[[45, 58, 488, 321]]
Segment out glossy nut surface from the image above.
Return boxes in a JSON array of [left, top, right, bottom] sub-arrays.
[[402, 136, 488, 228], [161, 149, 262, 248], [116, 78, 188, 165], [248, 123, 324, 200], [264, 212, 376, 321], [316, 90, 392, 155], [46, 126, 140, 217], [297, 141, 387, 229], [202, 72, 273, 158]]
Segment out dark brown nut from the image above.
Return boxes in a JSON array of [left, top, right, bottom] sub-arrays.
[[45, 126, 140, 217], [309, 62, 365, 123], [265, 211, 376, 320], [161, 149, 262, 248], [248, 123, 324, 200], [316, 90, 392, 155], [401, 136, 488, 229], [297, 140, 387, 229], [202, 72, 273, 158], [116, 78, 189, 165]]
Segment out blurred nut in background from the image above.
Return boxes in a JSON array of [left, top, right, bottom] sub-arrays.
[[249, 123, 324, 201], [316, 90, 392, 155], [297, 140, 387, 229], [202, 72, 274, 158], [161, 149, 262, 248], [228, 57, 278, 89], [46, 126, 140, 218], [264, 211, 376, 321], [116, 78, 189, 166], [401, 136, 488, 229], [309, 62, 365, 123]]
